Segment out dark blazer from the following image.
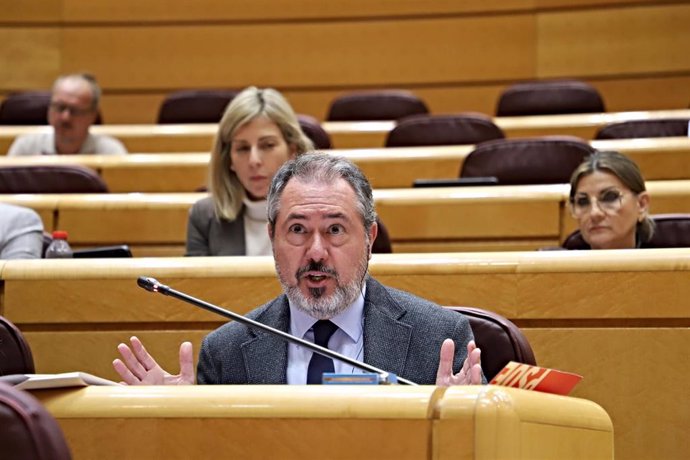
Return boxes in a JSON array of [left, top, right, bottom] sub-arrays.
[[197, 277, 477, 385], [185, 197, 246, 256]]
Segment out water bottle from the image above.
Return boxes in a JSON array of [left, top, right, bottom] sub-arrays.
[[45, 230, 73, 259]]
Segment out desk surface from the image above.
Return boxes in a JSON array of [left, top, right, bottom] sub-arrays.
[[1, 108, 688, 152], [2, 137, 690, 192], [30, 385, 613, 460]]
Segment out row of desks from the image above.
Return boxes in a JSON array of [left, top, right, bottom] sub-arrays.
[[1, 180, 688, 254], [1, 249, 686, 460], [30, 385, 613, 460], [2, 137, 690, 192], [1, 109, 689, 152]]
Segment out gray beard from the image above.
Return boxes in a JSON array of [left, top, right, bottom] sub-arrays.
[[276, 255, 369, 320]]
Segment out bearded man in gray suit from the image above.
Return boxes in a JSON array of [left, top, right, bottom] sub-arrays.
[[114, 154, 483, 386]]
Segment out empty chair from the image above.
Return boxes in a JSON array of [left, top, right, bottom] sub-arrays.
[[595, 118, 690, 139], [0, 91, 51, 125], [496, 80, 605, 116], [562, 214, 690, 249], [297, 114, 332, 149], [326, 90, 429, 121], [0, 382, 72, 460], [460, 136, 595, 185], [0, 315, 35, 376], [157, 89, 239, 124], [0, 91, 103, 125], [371, 217, 392, 253], [447, 307, 536, 381], [385, 113, 504, 148], [0, 165, 109, 193]]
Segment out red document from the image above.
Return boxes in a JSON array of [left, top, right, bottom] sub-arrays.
[[489, 361, 583, 396]]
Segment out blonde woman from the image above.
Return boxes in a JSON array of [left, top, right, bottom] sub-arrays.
[[186, 87, 313, 256]]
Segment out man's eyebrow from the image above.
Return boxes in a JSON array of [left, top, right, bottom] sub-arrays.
[[284, 211, 351, 221]]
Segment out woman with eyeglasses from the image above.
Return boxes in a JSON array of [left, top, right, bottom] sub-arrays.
[[185, 87, 313, 256], [567, 150, 654, 249]]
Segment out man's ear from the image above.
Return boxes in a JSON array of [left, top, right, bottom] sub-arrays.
[[367, 221, 378, 259], [267, 222, 274, 240]]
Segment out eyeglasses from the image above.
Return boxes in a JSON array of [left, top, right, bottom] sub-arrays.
[[49, 102, 94, 117], [569, 189, 627, 218]]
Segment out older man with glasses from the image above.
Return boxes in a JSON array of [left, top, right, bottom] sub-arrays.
[[7, 73, 127, 156]]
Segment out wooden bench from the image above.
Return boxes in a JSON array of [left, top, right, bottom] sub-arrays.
[[2, 109, 688, 152], [1, 180, 688, 254], [1, 249, 686, 460], [30, 385, 613, 460], [2, 137, 689, 193]]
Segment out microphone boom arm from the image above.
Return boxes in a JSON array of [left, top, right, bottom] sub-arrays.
[[137, 276, 417, 386]]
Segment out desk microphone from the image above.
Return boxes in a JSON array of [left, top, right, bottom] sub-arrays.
[[137, 276, 416, 386]]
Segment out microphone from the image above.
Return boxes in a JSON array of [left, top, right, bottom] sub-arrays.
[[136, 276, 416, 386]]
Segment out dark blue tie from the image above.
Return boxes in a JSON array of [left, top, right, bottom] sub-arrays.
[[306, 320, 338, 384]]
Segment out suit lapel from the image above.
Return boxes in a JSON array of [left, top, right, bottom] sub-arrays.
[[362, 278, 413, 377], [241, 296, 290, 384]]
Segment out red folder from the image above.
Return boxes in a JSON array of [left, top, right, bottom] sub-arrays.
[[490, 361, 582, 396]]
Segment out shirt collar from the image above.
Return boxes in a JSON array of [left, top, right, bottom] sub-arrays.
[[288, 285, 366, 342]]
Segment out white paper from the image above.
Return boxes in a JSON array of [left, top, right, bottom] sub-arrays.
[[14, 372, 121, 390]]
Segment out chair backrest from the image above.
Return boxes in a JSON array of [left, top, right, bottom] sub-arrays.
[[562, 214, 690, 249], [0, 91, 51, 125], [0, 165, 109, 193], [326, 90, 429, 121], [595, 118, 690, 139], [0, 382, 72, 460], [496, 80, 605, 116], [157, 89, 239, 124], [385, 113, 504, 148], [460, 136, 595, 185], [297, 114, 332, 149], [371, 217, 392, 253], [0, 315, 35, 376], [0, 91, 103, 125], [447, 307, 536, 381]]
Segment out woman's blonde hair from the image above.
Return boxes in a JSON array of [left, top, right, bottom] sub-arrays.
[[209, 86, 314, 220]]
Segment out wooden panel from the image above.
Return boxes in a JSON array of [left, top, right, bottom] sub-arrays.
[[0, 0, 61, 22], [538, 3, 690, 77], [0, 28, 60, 89], [591, 75, 690, 112], [60, 0, 534, 22], [30, 386, 612, 460], [525, 328, 690, 460], [60, 16, 535, 89], [97, 75, 690, 125]]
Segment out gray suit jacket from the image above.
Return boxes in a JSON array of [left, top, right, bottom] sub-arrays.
[[197, 277, 477, 385], [185, 197, 246, 256]]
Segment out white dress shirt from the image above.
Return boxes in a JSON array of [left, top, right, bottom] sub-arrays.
[[286, 286, 366, 384]]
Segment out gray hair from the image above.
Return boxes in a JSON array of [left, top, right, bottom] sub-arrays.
[[267, 153, 377, 235], [53, 73, 101, 110], [569, 150, 655, 244]]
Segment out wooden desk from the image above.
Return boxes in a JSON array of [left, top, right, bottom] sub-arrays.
[[2, 249, 686, 460], [325, 109, 690, 148], [0, 185, 567, 254], [2, 137, 690, 193], [2, 109, 688, 152], [2, 179, 689, 254], [29, 385, 612, 460]]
